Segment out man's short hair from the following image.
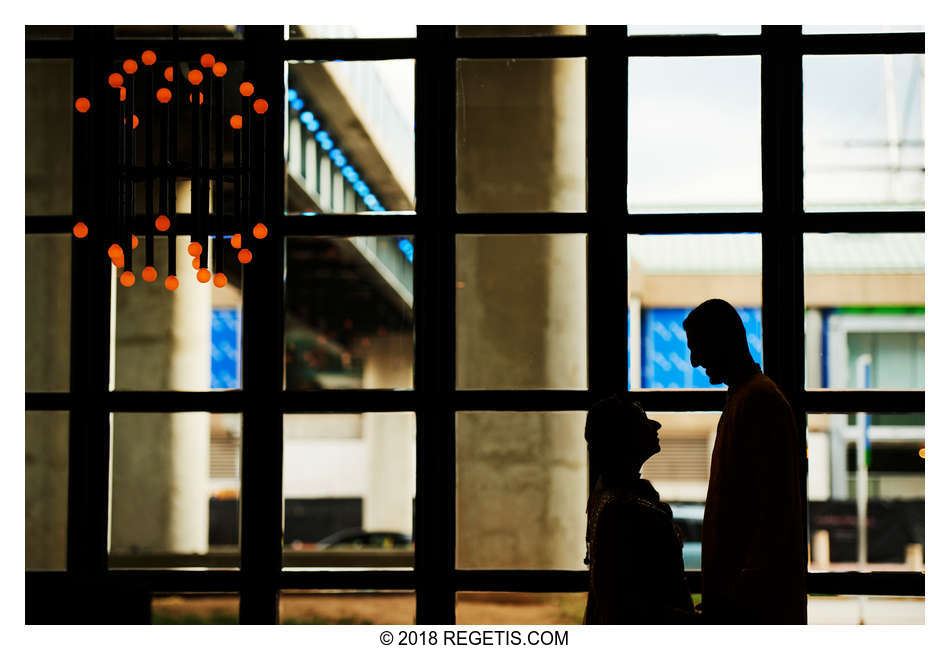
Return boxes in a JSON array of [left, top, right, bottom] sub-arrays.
[[683, 298, 748, 349]]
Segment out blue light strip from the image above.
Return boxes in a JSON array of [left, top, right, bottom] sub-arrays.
[[287, 86, 410, 263]]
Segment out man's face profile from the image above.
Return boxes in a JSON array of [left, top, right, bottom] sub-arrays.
[[686, 328, 726, 385]]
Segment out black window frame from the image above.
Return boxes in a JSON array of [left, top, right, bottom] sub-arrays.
[[25, 25, 925, 624]]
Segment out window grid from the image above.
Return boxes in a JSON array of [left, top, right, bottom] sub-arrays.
[[25, 25, 925, 624]]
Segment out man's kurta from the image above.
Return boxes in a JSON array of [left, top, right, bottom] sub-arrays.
[[701, 367, 807, 624]]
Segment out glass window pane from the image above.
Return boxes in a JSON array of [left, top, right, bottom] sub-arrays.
[[627, 26, 760, 35], [804, 233, 924, 389], [26, 59, 72, 216], [152, 593, 239, 624], [456, 235, 587, 390], [285, 236, 413, 390], [112, 236, 242, 391], [804, 55, 924, 211], [802, 25, 923, 34], [455, 593, 587, 625], [282, 414, 414, 569], [279, 591, 415, 624], [457, 58, 586, 213], [289, 25, 416, 38], [456, 411, 587, 570], [110, 412, 241, 568], [642, 411, 717, 571], [26, 411, 69, 570], [807, 596, 924, 624], [628, 57, 761, 213], [26, 235, 70, 392], [286, 60, 414, 214], [806, 413, 924, 572], [457, 26, 586, 37], [629, 234, 762, 389]]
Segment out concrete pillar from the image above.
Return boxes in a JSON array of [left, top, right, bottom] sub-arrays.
[[110, 188, 212, 557], [25, 59, 73, 570], [455, 27, 588, 570], [362, 333, 414, 534]]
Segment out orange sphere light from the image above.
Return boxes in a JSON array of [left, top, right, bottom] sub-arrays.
[[108, 72, 124, 88], [197, 268, 211, 283], [142, 266, 158, 283], [253, 222, 268, 239], [108, 243, 123, 259], [238, 248, 252, 264], [131, 114, 140, 129], [164, 66, 174, 82], [212, 61, 227, 77], [120, 270, 135, 287], [213, 272, 228, 288], [123, 59, 138, 75], [239, 81, 254, 97], [187, 69, 203, 85], [74, 97, 91, 113], [165, 275, 179, 291], [229, 115, 243, 130], [156, 88, 172, 103], [188, 91, 205, 105], [131, 234, 140, 249], [155, 214, 171, 231], [230, 233, 242, 249], [73, 221, 88, 238], [192, 257, 201, 270], [141, 50, 157, 66], [187, 241, 203, 257], [112, 255, 125, 268], [200, 53, 216, 68], [119, 86, 127, 102], [253, 98, 268, 114]]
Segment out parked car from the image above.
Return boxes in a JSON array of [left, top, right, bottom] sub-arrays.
[[316, 528, 413, 550]]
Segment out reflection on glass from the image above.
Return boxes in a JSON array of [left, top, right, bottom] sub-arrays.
[[804, 55, 924, 211], [628, 234, 762, 389], [803, 234, 924, 389], [806, 413, 924, 573], [627, 25, 760, 35], [456, 235, 587, 390], [26, 59, 72, 216], [286, 60, 414, 213], [457, 58, 586, 213], [110, 413, 241, 568], [282, 414, 415, 568], [456, 411, 587, 570], [807, 596, 924, 625], [285, 237, 413, 390], [628, 57, 761, 213], [26, 411, 69, 570], [113, 237, 243, 391], [26, 235, 70, 392], [279, 591, 415, 624], [152, 593, 239, 624], [455, 593, 587, 625]]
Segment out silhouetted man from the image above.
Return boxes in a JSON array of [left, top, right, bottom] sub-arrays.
[[684, 299, 806, 624]]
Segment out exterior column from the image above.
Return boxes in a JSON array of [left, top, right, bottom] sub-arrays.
[[455, 27, 588, 569], [362, 333, 414, 534], [109, 186, 212, 557]]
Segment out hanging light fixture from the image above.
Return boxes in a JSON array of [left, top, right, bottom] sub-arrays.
[[72, 49, 271, 290]]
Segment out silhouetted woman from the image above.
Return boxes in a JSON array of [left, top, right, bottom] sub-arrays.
[[583, 395, 695, 624]]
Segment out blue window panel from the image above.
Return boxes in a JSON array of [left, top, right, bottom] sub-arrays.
[[640, 307, 762, 388], [211, 308, 241, 389]]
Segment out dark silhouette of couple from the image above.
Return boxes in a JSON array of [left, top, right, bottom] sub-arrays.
[[584, 299, 806, 624]]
